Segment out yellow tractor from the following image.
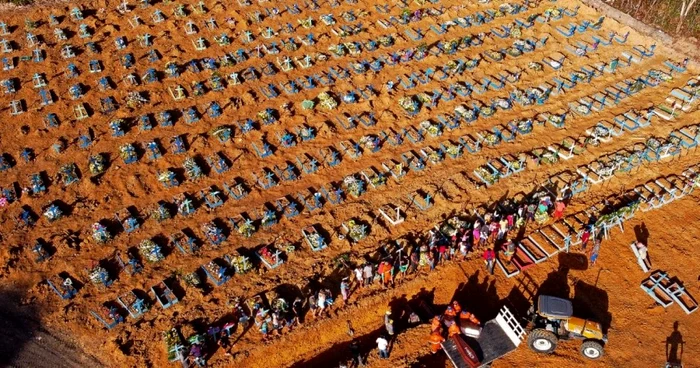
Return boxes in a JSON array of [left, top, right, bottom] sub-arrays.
[[526, 295, 607, 360]]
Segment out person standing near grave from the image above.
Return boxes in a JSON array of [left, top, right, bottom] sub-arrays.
[[340, 278, 350, 303], [483, 247, 495, 275], [363, 263, 374, 286], [376, 335, 390, 359], [384, 311, 395, 337], [349, 339, 364, 367], [589, 238, 601, 267], [472, 222, 481, 248], [553, 199, 566, 220], [354, 266, 364, 288]]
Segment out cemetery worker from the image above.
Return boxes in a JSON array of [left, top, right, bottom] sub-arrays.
[[384, 311, 395, 336], [553, 199, 566, 220], [429, 331, 445, 354], [376, 335, 390, 359], [431, 316, 442, 332], [363, 263, 374, 286], [349, 340, 365, 367], [498, 217, 508, 240], [354, 266, 364, 288], [448, 321, 461, 337], [483, 248, 495, 275], [452, 301, 462, 315], [340, 277, 350, 302], [589, 239, 601, 266]]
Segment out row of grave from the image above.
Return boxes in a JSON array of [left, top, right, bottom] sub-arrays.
[[57, 155, 700, 330], [4, 67, 688, 237], [0, 0, 546, 77]]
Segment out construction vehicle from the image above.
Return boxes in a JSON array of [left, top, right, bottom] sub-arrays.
[[442, 295, 607, 367], [526, 295, 607, 360], [441, 306, 526, 368]]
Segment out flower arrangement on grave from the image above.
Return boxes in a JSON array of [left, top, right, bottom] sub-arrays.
[[158, 170, 175, 185], [306, 232, 325, 249], [575, 103, 590, 115], [152, 204, 172, 222], [494, 98, 511, 110], [182, 271, 202, 287], [499, 3, 515, 14], [511, 25, 522, 39], [359, 135, 378, 150], [261, 210, 276, 227], [547, 114, 564, 127], [318, 92, 338, 110], [444, 142, 461, 157], [540, 151, 559, 165], [399, 96, 418, 114], [88, 265, 109, 285], [509, 158, 524, 171], [345, 220, 367, 242], [420, 121, 442, 137], [475, 166, 499, 185], [92, 222, 111, 244], [440, 216, 467, 236], [427, 151, 442, 164], [237, 220, 255, 238], [378, 35, 394, 47], [301, 100, 315, 110], [464, 58, 479, 70], [543, 8, 561, 18], [227, 254, 252, 274], [527, 61, 543, 71], [481, 105, 494, 118], [119, 144, 136, 162], [649, 69, 672, 82], [139, 239, 164, 263], [514, 119, 533, 134], [484, 50, 504, 61], [163, 328, 184, 362], [562, 137, 586, 154], [645, 137, 661, 151], [211, 126, 231, 143], [344, 176, 363, 197], [259, 245, 280, 265], [351, 62, 366, 74], [328, 44, 345, 57], [482, 131, 499, 146], [183, 157, 203, 181], [88, 154, 106, 175], [506, 46, 523, 57], [346, 42, 359, 55]]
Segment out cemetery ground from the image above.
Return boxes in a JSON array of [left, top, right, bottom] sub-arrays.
[[0, 0, 698, 367]]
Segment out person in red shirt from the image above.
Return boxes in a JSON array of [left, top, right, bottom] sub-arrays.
[[553, 200, 566, 220], [483, 248, 495, 275]]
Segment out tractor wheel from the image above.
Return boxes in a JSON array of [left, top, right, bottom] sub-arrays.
[[527, 329, 558, 354], [580, 340, 604, 360]]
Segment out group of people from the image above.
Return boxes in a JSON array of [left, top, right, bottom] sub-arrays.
[[428, 301, 481, 354]]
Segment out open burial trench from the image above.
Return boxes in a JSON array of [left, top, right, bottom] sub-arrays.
[[0, 0, 697, 366]]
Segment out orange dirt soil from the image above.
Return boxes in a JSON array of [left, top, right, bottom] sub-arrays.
[[0, 0, 698, 367]]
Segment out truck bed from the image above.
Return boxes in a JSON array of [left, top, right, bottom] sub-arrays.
[[442, 306, 525, 368], [466, 319, 518, 364]]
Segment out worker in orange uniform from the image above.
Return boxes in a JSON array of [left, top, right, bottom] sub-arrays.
[[459, 310, 480, 325], [448, 322, 461, 337], [431, 316, 442, 333], [451, 301, 462, 315], [429, 331, 445, 354]]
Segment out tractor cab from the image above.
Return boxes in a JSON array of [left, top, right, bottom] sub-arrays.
[[527, 295, 607, 360]]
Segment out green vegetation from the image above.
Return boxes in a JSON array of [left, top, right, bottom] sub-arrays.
[[610, 0, 699, 37]]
